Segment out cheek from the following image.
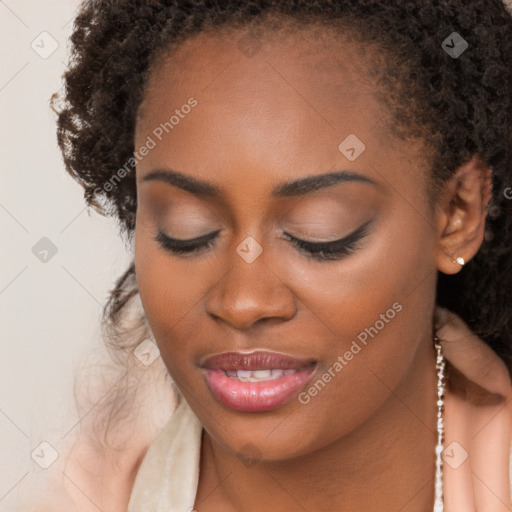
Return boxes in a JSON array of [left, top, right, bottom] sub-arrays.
[[133, 218, 223, 370], [270, 211, 434, 344], [134, 219, 185, 357], [268, 216, 435, 425]]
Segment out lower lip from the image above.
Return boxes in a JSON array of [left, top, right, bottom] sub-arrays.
[[202, 365, 316, 412]]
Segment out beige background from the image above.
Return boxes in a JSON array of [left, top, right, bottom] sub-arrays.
[[0, 1, 132, 509]]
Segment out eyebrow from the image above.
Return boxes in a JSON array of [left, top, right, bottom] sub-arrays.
[[139, 168, 377, 198]]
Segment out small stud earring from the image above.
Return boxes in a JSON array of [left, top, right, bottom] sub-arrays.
[[454, 256, 465, 266]]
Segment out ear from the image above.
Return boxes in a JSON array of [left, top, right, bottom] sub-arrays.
[[435, 154, 493, 275]]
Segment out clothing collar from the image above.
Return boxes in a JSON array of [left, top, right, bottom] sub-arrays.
[[127, 395, 202, 512]]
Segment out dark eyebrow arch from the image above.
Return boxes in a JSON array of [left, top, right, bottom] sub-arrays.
[[139, 168, 377, 198]]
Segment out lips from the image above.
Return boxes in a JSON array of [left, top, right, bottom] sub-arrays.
[[200, 351, 317, 412], [200, 350, 316, 371]]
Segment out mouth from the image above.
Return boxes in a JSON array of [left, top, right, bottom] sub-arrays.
[[200, 350, 317, 412]]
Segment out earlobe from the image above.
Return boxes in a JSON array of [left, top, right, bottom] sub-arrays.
[[434, 155, 492, 275], [436, 250, 466, 275]]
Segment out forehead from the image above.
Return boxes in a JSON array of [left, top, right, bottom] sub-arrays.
[[134, 23, 427, 198], [136, 22, 389, 136]]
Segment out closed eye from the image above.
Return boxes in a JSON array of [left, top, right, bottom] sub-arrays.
[[154, 219, 373, 262], [280, 219, 373, 261], [155, 229, 221, 256]]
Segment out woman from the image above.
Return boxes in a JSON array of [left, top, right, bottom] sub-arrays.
[[44, 1, 512, 511]]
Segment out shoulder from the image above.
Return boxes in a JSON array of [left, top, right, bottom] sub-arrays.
[[436, 306, 512, 510]]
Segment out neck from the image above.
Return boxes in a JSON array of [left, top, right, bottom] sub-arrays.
[[195, 337, 438, 512]]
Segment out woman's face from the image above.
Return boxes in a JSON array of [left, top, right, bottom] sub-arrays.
[[134, 26, 440, 460]]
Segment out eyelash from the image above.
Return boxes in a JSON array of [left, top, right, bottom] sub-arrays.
[[154, 221, 372, 262], [155, 230, 220, 256]]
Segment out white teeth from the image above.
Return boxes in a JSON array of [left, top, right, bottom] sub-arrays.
[[223, 368, 300, 382], [252, 370, 272, 379]]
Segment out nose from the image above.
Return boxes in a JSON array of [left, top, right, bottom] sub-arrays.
[[204, 242, 297, 330]]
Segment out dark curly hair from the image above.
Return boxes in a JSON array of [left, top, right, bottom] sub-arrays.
[[51, 0, 512, 437]]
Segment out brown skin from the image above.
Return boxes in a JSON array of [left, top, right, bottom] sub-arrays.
[[133, 26, 491, 512]]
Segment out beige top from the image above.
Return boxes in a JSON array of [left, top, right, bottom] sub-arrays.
[[127, 329, 512, 511], [127, 396, 202, 512]]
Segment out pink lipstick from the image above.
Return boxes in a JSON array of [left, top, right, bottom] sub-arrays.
[[200, 351, 316, 412]]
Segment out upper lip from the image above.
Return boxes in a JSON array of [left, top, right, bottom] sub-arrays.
[[200, 350, 316, 371]]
